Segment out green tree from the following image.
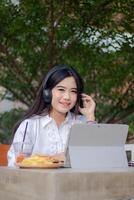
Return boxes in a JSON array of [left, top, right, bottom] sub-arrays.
[[0, 108, 24, 144], [0, 0, 134, 137]]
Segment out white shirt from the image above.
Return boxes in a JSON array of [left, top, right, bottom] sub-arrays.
[[8, 112, 88, 167]]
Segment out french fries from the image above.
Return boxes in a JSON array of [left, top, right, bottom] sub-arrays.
[[17, 154, 65, 167]]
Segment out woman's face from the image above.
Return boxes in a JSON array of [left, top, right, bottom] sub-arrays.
[[51, 76, 77, 116]]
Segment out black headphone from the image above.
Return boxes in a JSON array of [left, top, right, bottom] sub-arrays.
[[43, 65, 69, 104]]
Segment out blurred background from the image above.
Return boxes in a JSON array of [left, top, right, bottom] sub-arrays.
[[0, 0, 134, 144]]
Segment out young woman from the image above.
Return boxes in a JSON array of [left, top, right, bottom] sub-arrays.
[[7, 64, 96, 166]]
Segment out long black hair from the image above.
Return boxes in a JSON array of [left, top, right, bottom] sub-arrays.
[[13, 64, 84, 133]]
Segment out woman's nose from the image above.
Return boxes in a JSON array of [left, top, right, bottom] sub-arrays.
[[63, 92, 70, 100]]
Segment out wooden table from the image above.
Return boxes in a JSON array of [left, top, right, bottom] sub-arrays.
[[0, 167, 134, 200]]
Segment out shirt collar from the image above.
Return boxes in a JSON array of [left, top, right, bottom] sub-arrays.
[[64, 111, 73, 123], [40, 114, 52, 128], [41, 111, 74, 128]]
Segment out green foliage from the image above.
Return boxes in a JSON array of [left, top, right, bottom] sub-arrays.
[[0, 0, 134, 142], [0, 109, 25, 144]]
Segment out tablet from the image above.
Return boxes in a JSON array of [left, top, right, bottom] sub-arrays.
[[65, 123, 128, 169]]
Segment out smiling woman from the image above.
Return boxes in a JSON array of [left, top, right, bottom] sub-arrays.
[[50, 76, 78, 126], [7, 64, 96, 167]]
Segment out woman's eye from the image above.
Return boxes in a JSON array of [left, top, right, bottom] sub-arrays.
[[71, 90, 77, 93], [58, 88, 64, 91]]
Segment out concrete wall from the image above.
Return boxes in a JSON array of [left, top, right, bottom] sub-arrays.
[[0, 167, 134, 200]]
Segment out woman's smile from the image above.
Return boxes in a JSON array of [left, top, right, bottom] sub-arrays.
[[60, 101, 71, 108]]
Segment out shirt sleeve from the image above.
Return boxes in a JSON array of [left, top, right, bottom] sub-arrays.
[[7, 145, 16, 167], [75, 114, 97, 124]]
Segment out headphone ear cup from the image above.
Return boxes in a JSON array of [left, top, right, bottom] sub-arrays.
[[43, 89, 52, 104]]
